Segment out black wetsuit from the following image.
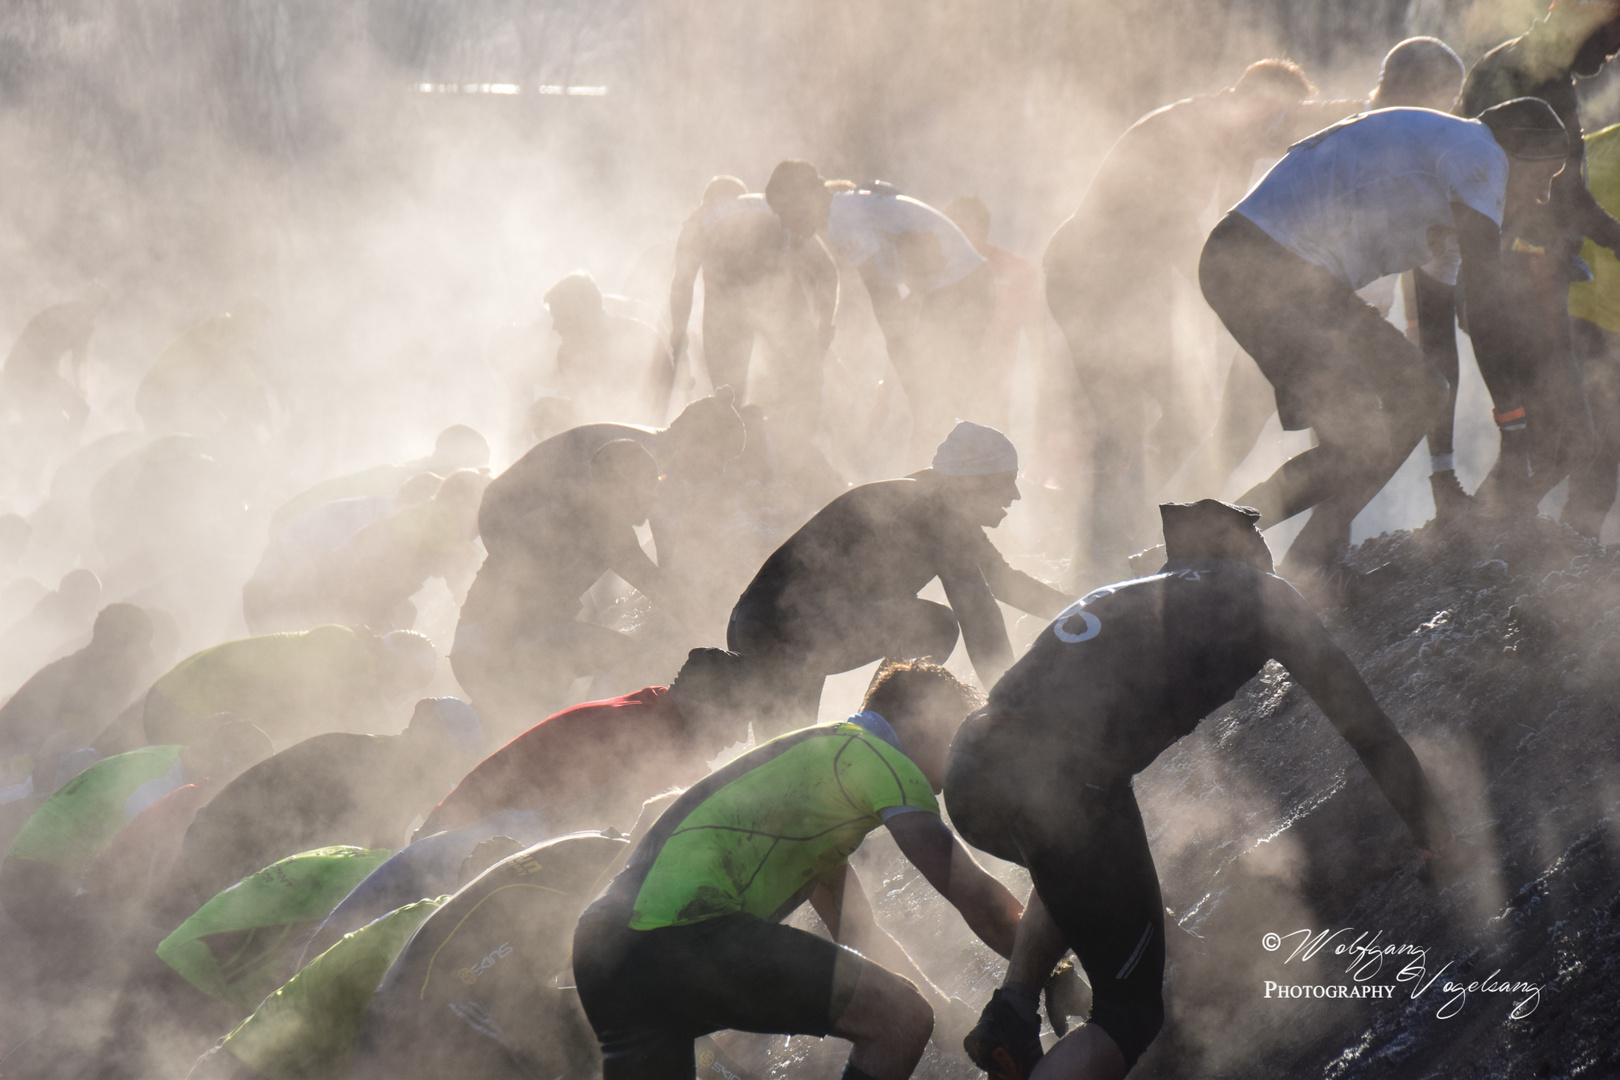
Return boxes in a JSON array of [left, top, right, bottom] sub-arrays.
[[944, 559, 1449, 1069], [1458, 33, 1613, 510], [728, 476, 1067, 725]]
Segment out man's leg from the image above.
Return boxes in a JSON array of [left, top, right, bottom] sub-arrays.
[[702, 287, 756, 400], [1563, 318, 1620, 538], [1050, 304, 1149, 586], [576, 915, 928, 1080], [1280, 302, 1444, 573]]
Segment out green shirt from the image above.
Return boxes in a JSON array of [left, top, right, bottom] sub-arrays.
[[7, 745, 182, 870], [1571, 122, 1620, 333], [610, 717, 938, 930], [221, 897, 444, 1080], [158, 845, 391, 1011]]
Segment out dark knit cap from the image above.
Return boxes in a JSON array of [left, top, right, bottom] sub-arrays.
[[1159, 500, 1274, 572], [1478, 97, 1568, 161]]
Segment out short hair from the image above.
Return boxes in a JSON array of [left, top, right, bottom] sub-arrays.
[[433, 424, 490, 470], [432, 468, 487, 510], [1159, 499, 1273, 572], [765, 160, 827, 209], [666, 387, 745, 461], [1371, 37, 1463, 108], [702, 175, 747, 204], [543, 271, 602, 314], [861, 660, 984, 728], [91, 603, 154, 647], [1234, 58, 1316, 103]]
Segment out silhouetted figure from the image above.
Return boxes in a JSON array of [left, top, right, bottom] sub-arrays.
[[136, 299, 277, 441], [1566, 119, 1620, 538], [951, 501, 1456, 1080], [1199, 101, 1567, 594], [945, 196, 1048, 436], [1043, 60, 1319, 585], [573, 663, 1022, 1080], [457, 394, 745, 736], [767, 162, 991, 466], [0, 567, 102, 693], [244, 469, 486, 633], [144, 625, 437, 748], [1458, 4, 1620, 519], [269, 423, 491, 538], [1, 283, 109, 493], [728, 422, 1067, 730], [172, 698, 482, 908], [1178, 41, 1470, 522], [0, 604, 155, 774], [544, 271, 676, 428], [420, 648, 755, 838], [355, 832, 628, 1080], [670, 176, 831, 427], [454, 439, 667, 734]]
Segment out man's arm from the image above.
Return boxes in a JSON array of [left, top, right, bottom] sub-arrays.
[[1455, 202, 1532, 416], [1262, 580, 1453, 854], [796, 236, 840, 355], [1411, 269, 1459, 385], [809, 862, 951, 1012], [669, 217, 704, 364], [978, 538, 1071, 620], [885, 810, 1022, 959], [935, 551, 1015, 688], [857, 258, 916, 360], [609, 531, 671, 610]]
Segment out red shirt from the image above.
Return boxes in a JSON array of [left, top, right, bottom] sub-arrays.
[[419, 687, 698, 836], [79, 779, 217, 909]]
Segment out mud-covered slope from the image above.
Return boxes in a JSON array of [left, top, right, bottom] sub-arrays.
[[803, 518, 1620, 1080]]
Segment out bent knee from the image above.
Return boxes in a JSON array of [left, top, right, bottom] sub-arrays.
[[835, 962, 934, 1051], [1090, 993, 1164, 1071]]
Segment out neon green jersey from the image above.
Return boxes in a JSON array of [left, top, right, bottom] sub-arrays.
[[602, 716, 938, 930], [221, 896, 444, 1080], [1570, 122, 1620, 333], [7, 745, 182, 870], [158, 845, 391, 1010]]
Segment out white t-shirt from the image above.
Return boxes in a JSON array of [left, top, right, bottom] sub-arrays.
[[825, 191, 986, 293], [1234, 108, 1507, 289]]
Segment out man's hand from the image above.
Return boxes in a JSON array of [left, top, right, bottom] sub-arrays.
[[887, 812, 1022, 959]]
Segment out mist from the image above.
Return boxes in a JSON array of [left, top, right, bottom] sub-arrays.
[[3, 0, 1620, 1077]]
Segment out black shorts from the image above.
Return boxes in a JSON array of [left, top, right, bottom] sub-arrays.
[[573, 914, 864, 1080], [944, 712, 1166, 1069]]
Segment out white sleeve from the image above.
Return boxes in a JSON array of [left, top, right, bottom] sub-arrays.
[[1439, 140, 1509, 226]]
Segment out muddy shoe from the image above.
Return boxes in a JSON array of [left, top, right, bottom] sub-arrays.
[[963, 989, 1044, 1080], [1429, 469, 1474, 528]]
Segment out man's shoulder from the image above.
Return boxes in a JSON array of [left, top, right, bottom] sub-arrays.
[[506, 687, 680, 748]]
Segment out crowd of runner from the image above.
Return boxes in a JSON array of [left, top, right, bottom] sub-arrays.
[[3, 5, 1619, 1079]]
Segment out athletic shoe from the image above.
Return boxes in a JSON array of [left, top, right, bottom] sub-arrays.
[[963, 989, 1044, 1080], [1429, 469, 1473, 528]]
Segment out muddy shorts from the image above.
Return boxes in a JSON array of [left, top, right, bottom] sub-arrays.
[[572, 914, 864, 1080], [944, 711, 1166, 1069]]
